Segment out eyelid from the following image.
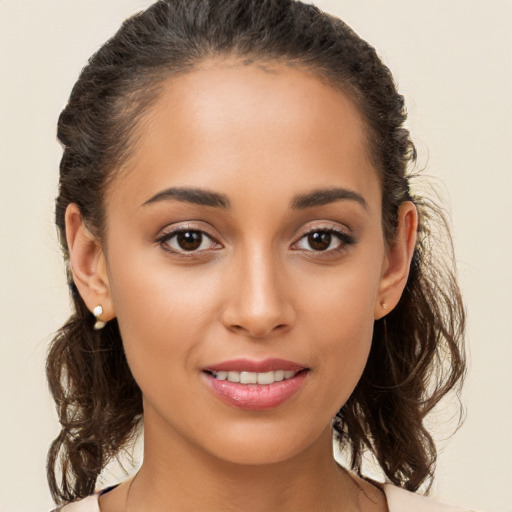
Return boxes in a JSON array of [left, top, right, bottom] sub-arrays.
[[293, 221, 354, 241]]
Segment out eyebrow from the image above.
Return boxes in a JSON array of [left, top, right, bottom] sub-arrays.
[[291, 187, 368, 210], [142, 187, 230, 209], [142, 185, 367, 211]]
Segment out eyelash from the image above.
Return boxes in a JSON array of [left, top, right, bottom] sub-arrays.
[[156, 226, 355, 256]]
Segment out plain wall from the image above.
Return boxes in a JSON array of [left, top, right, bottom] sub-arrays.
[[1, 1, 511, 511]]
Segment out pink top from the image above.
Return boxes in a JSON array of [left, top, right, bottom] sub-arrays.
[[55, 484, 479, 512]]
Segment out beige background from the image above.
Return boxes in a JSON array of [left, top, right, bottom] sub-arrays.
[[1, 1, 511, 511]]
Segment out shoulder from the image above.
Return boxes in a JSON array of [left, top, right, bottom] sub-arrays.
[[50, 493, 100, 512], [383, 484, 480, 512]]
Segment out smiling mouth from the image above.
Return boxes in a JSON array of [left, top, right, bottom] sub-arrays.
[[203, 362, 309, 410], [206, 369, 304, 385]]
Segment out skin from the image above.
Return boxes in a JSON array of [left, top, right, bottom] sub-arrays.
[[66, 59, 417, 511]]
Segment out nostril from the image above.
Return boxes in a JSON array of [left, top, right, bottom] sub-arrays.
[[228, 324, 251, 335]]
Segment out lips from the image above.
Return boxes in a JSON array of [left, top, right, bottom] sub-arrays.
[[202, 358, 309, 410]]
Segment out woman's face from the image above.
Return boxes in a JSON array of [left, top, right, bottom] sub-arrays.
[[103, 60, 389, 465]]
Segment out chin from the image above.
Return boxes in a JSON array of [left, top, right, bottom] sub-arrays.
[[211, 442, 305, 467], [201, 420, 330, 467]]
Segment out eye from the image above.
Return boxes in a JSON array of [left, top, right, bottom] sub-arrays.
[[158, 229, 220, 254], [293, 229, 354, 252]]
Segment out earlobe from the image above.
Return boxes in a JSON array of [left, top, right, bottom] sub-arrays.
[[65, 203, 116, 322], [374, 201, 418, 320]]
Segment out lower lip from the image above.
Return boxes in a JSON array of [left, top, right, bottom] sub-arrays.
[[204, 371, 308, 411]]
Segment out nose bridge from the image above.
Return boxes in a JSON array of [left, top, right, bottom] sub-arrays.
[[222, 240, 292, 337]]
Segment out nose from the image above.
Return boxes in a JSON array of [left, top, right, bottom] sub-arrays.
[[220, 248, 295, 338]]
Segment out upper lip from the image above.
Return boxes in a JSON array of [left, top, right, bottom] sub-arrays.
[[203, 358, 307, 373]]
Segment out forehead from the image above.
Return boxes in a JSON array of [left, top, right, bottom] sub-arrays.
[[110, 59, 379, 212]]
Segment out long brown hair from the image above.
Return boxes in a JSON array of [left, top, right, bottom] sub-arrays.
[[47, 0, 466, 504]]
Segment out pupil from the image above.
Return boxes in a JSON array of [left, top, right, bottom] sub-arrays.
[[177, 231, 202, 251], [308, 232, 331, 251]]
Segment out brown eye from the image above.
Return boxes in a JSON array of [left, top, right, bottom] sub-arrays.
[[160, 229, 219, 254], [293, 228, 354, 253], [307, 232, 332, 251], [176, 231, 203, 251]]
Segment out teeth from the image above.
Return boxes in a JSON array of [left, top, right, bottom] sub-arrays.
[[212, 369, 299, 384], [240, 371, 257, 384], [257, 371, 275, 385], [227, 371, 240, 383]]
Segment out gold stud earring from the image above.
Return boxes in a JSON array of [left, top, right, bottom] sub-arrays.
[[93, 304, 106, 330]]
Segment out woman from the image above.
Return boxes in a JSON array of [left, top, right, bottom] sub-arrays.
[[47, 0, 471, 510]]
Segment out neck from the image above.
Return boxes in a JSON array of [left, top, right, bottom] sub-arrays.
[[123, 419, 363, 512]]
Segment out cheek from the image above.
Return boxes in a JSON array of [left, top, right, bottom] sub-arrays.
[[106, 253, 223, 391], [296, 255, 382, 406], [299, 254, 382, 338]]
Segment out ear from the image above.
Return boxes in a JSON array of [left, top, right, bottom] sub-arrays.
[[65, 203, 116, 323], [374, 201, 418, 320]]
